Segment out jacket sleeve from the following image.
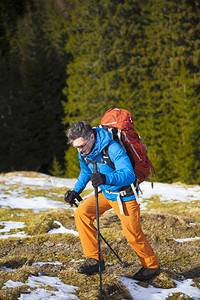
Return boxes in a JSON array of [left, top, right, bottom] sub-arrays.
[[105, 141, 136, 186], [73, 153, 92, 193]]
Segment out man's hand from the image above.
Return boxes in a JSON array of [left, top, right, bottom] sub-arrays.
[[64, 190, 82, 206], [90, 172, 106, 188]]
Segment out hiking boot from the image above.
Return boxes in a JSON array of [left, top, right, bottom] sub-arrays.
[[133, 266, 160, 281], [77, 258, 105, 275]]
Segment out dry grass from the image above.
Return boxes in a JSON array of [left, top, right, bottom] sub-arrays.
[[0, 171, 47, 178], [0, 172, 200, 299]]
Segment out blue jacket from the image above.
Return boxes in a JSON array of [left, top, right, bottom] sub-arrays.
[[73, 127, 136, 202]]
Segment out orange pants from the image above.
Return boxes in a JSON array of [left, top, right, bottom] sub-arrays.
[[74, 192, 159, 269]]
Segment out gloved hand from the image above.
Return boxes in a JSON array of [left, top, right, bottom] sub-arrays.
[[90, 172, 106, 188], [64, 190, 82, 206]]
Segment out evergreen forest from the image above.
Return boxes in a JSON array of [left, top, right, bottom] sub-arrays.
[[0, 0, 200, 184]]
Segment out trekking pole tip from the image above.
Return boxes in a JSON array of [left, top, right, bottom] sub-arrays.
[[121, 261, 129, 268]]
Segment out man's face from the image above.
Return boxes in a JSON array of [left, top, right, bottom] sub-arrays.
[[72, 133, 95, 155]]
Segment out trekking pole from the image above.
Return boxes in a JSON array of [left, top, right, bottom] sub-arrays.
[[93, 162, 103, 300]]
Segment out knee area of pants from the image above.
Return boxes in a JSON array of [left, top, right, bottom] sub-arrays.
[[74, 207, 84, 220], [74, 208, 79, 220]]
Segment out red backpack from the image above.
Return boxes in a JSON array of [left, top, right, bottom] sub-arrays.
[[100, 108, 156, 184]]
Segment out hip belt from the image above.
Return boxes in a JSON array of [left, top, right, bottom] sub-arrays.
[[105, 179, 141, 214]]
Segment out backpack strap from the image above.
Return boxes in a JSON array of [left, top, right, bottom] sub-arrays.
[[101, 142, 115, 170], [99, 125, 127, 152], [80, 140, 116, 170], [81, 155, 105, 167], [102, 139, 136, 170]]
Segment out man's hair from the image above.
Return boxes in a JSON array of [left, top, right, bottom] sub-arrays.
[[67, 121, 93, 144]]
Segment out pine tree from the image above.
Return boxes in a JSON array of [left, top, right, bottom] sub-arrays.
[[62, 0, 149, 177], [1, 0, 70, 174], [50, 156, 65, 177], [64, 146, 80, 178], [0, 0, 31, 172], [134, 0, 200, 183], [2, 0, 199, 183], [62, 0, 146, 125], [0, 0, 30, 56]]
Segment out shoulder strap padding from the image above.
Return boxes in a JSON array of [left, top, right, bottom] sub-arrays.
[[101, 142, 115, 170]]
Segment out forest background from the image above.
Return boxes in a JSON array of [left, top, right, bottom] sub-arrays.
[[0, 0, 200, 184]]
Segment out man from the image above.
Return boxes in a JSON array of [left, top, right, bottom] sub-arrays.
[[65, 121, 160, 280]]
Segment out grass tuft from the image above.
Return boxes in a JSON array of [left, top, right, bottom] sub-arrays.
[[0, 172, 200, 299]]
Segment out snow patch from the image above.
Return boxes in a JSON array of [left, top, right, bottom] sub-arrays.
[[120, 277, 200, 300], [3, 275, 78, 299], [174, 237, 200, 243], [48, 221, 79, 236], [0, 221, 28, 239]]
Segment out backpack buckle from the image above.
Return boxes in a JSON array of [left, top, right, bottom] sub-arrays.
[[119, 190, 127, 197]]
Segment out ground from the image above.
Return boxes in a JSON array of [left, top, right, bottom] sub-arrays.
[[0, 172, 199, 299]]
